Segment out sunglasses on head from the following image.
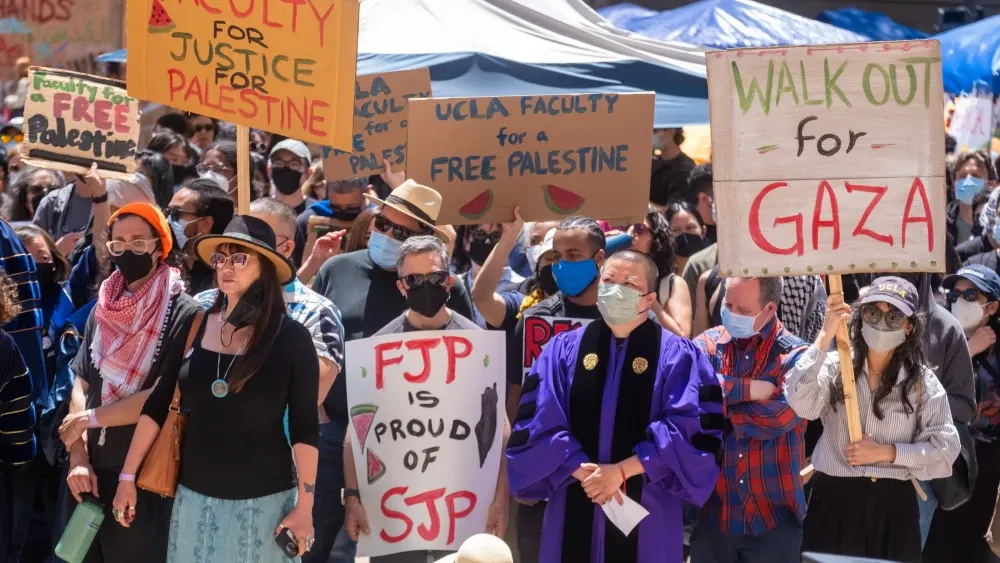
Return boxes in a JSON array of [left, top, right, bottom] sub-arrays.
[[947, 288, 985, 303], [374, 214, 431, 242], [861, 304, 907, 330], [401, 271, 449, 288], [209, 252, 251, 270]]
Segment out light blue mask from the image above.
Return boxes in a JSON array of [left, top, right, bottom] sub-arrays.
[[552, 258, 599, 297], [368, 231, 400, 270], [597, 282, 646, 326], [956, 175, 985, 205], [992, 219, 1000, 243], [721, 305, 760, 339]]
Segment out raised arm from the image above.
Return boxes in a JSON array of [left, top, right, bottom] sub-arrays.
[[784, 300, 850, 421], [472, 209, 524, 329]]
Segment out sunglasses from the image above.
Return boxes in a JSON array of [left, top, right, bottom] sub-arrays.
[[861, 304, 907, 330], [401, 271, 449, 287], [28, 183, 59, 195], [106, 239, 158, 257], [947, 288, 985, 303], [191, 124, 214, 134], [1, 132, 23, 144], [165, 207, 198, 221], [374, 214, 431, 242], [629, 223, 648, 236], [209, 252, 251, 270]]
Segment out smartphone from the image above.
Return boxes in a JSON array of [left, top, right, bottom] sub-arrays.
[[274, 528, 298, 559]]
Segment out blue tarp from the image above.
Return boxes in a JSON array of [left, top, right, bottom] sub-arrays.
[[936, 14, 1000, 95], [95, 0, 711, 127], [627, 0, 870, 49], [817, 8, 927, 42], [596, 2, 658, 28]]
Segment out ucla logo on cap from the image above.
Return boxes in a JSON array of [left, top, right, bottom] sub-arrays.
[[876, 283, 907, 299]]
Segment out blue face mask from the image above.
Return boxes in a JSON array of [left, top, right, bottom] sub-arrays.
[[721, 305, 760, 339], [992, 219, 1000, 243], [368, 231, 400, 270], [956, 175, 985, 205], [552, 257, 598, 297]]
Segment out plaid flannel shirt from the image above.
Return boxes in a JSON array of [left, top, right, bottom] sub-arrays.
[[693, 319, 808, 536]]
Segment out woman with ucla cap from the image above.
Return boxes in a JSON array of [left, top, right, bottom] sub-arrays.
[[62, 201, 203, 563], [114, 215, 319, 562]]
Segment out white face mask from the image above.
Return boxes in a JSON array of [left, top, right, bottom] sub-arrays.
[[861, 323, 907, 352], [200, 170, 230, 193], [952, 299, 986, 333]]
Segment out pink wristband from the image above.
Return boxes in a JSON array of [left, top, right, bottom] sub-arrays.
[[119, 473, 135, 482], [87, 409, 99, 429]]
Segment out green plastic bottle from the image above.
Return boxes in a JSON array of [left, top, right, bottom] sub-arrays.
[[54, 494, 104, 563]]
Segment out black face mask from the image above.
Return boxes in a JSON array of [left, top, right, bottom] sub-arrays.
[[226, 279, 265, 331], [673, 233, 707, 258], [331, 206, 362, 221], [30, 192, 45, 215], [171, 164, 190, 185], [406, 282, 449, 318], [271, 168, 303, 195], [113, 251, 155, 285], [537, 264, 559, 296], [467, 230, 498, 266], [35, 262, 56, 287]]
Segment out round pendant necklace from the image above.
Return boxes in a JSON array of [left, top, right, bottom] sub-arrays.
[[212, 340, 245, 398]]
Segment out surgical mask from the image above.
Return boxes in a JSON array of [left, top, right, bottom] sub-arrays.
[[652, 133, 665, 151], [597, 282, 646, 326], [113, 250, 155, 285], [466, 231, 497, 266], [168, 217, 190, 249], [956, 175, 985, 205], [992, 219, 1000, 243], [552, 257, 598, 297], [711, 199, 717, 223], [226, 280, 264, 331], [537, 264, 558, 296], [200, 170, 230, 192], [674, 233, 707, 258], [526, 245, 543, 272], [952, 299, 986, 332], [270, 167, 303, 195], [721, 305, 760, 339], [406, 282, 449, 318], [30, 191, 45, 215], [861, 322, 907, 352], [368, 231, 400, 270]]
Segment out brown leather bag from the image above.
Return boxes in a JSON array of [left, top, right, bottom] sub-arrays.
[[137, 311, 205, 497]]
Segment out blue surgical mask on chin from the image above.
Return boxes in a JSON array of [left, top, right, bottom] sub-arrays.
[[721, 305, 762, 339], [956, 175, 985, 205], [368, 231, 400, 270], [552, 257, 598, 297]]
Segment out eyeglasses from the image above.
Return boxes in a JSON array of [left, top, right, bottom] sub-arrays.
[[947, 288, 985, 303], [629, 223, 648, 236], [1, 132, 22, 144], [374, 214, 431, 242], [106, 239, 158, 256], [401, 271, 449, 287], [191, 124, 214, 134], [28, 183, 59, 195], [270, 159, 307, 173], [209, 252, 251, 270], [165, 207, 198, 221], [861, 304, 907, 330], [196, 163, 232, 176]]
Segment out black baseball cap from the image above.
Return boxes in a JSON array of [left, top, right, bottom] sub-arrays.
[[860, 276, 919, 317], [943, 265, 1000, 300]]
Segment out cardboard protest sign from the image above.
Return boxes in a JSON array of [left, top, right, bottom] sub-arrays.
[[522, 316, 592, 380], [406, 93, 654, 225], [346, 330, 506, 557], [324, 68, 432, 181], [707, 40, 946, 276], [950, 93, 994, 152], [125, 0, 359, 149], [21, 68, 139, 180]]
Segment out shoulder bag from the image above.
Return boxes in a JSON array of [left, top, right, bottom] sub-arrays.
[[914, 369, 978, 511]]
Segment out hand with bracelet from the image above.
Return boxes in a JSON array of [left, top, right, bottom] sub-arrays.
[[111, 473, 137, 528], [580, 459, 640, 506]]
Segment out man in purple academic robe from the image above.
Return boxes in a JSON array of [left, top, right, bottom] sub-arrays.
[[506, 250, 724, 563]]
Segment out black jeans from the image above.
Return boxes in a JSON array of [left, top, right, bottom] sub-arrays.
[[303, 421, 355, 563], [516, 501, 546, 563]]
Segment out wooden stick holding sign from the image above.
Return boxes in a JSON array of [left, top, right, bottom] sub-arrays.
[[826, 274, 863, 443], [236, 125, 250, 215]]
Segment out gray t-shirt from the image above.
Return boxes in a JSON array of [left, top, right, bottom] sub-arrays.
[[375, 311, 481, 335], [33, 183, 92, 239]]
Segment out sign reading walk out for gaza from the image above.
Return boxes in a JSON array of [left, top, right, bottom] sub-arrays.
[[22, 68, 139, 180], [125, 0, 360, 150], [707, 41, 946, 276], [406, 93, 654, 225]]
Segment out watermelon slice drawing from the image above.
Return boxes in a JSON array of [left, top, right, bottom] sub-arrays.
[[458, 189, 494, 221], [542, 184, 585, 215], [350, 403, 378, 452], [366, 448, 387, 485], [148, 0, 176, 34]]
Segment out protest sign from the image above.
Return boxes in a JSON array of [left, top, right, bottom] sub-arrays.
[[406, 93, 654, 225], [324, 68, 432, 181], [21, 67, 139, 180], [346, 330, 506, 557], [125, 0, 359, 150], [707, 40, 946, 277], [950, 92, 994, 152], [522, 316, 592, 380]]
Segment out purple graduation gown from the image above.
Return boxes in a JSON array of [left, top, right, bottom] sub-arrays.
[[506, 319, 723, 563]]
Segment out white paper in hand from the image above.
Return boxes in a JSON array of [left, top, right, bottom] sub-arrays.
[[601, 493, 649, 536]]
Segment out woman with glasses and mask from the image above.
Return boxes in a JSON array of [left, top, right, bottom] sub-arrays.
[[664, 201, 708, 276], [113, 216, 319, 562], [785, 277, 960, 562], [61, 201, 203, 563], [198, 140, 241, 200], [627, 205, 692, 337], [148, 131, 196, 189]]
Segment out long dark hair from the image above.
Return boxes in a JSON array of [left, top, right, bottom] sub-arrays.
[[208, 244, 285, 394], [830, 306, 929, 419], [15, 224, 69, 282], [642, 206, 676, 283], [137, 150, 175, 209]]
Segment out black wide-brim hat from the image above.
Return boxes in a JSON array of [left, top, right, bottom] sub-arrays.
[[193, 215, 295, 285]]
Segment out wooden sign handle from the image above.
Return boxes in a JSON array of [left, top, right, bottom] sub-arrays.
[[236, 125, 251, 215], [827, 274, 863, 443]]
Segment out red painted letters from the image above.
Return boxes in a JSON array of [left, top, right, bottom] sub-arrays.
[[379, 487, 479, 545]]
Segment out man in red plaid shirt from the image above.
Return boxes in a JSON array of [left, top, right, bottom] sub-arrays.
[[689, 277, 809, 563]]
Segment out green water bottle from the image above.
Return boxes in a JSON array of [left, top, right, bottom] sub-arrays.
[[55, 494, 104, 563]]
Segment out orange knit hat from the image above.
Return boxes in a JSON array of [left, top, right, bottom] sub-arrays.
[[107, 202, 173, 257]]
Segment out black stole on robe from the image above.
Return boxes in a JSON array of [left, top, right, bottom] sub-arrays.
[[560, 318, 660, 563]]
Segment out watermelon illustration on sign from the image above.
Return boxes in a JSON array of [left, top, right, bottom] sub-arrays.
[[542, 184, 584, 215], [366, 449, 387, 484], [459, 188, 494, 220], [148, 0, 176, 33], [350, 404, 378, 452]]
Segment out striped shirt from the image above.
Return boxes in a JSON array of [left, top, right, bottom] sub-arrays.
[[784, 345, 959, 481], [0, 330, 36, 466]]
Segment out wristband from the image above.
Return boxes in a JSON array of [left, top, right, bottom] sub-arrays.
[[617, 462, 628, 495], [91, 192, 109, 204], [119, 473, 136, 482], [87, 409, 99, 429]]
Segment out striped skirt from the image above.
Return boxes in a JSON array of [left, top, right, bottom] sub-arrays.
[[167, 485, 300, 563]]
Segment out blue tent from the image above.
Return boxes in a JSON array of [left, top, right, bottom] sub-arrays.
[[817, 8, 927, 42], [628, 0, 870, 49], [95, 0, 711, 127], [936, 14, 1000, 95], [597, 2, 658, 28]]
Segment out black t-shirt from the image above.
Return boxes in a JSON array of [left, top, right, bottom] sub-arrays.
[[142, 315, 319, 500], [186, 261, 216, 296], [507, 294, 602, 387], [312, 250, 475, 422], [649, 152, 696, 206]]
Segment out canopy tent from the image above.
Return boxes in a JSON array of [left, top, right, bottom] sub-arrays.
[[817, 8, 927, 41], [596, 2, 658, 28], [627, 0, 870, 49], [936, 14, 1000, 95], [97, 0, 710, 127]]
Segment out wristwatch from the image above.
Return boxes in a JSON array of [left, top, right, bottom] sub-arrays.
[[341, 488, 360, 505], [91, 192, 109, 204]]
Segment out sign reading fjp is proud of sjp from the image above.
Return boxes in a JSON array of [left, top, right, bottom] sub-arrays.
[[708, 41, 946, 276]]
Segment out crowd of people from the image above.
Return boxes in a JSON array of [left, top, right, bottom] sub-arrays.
[[0, 52, 999, 563]]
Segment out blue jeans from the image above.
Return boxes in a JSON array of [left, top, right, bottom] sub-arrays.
[[917, 479, 938, 548], [303, 421, 356, 563], [689, 522, 802, 563]]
